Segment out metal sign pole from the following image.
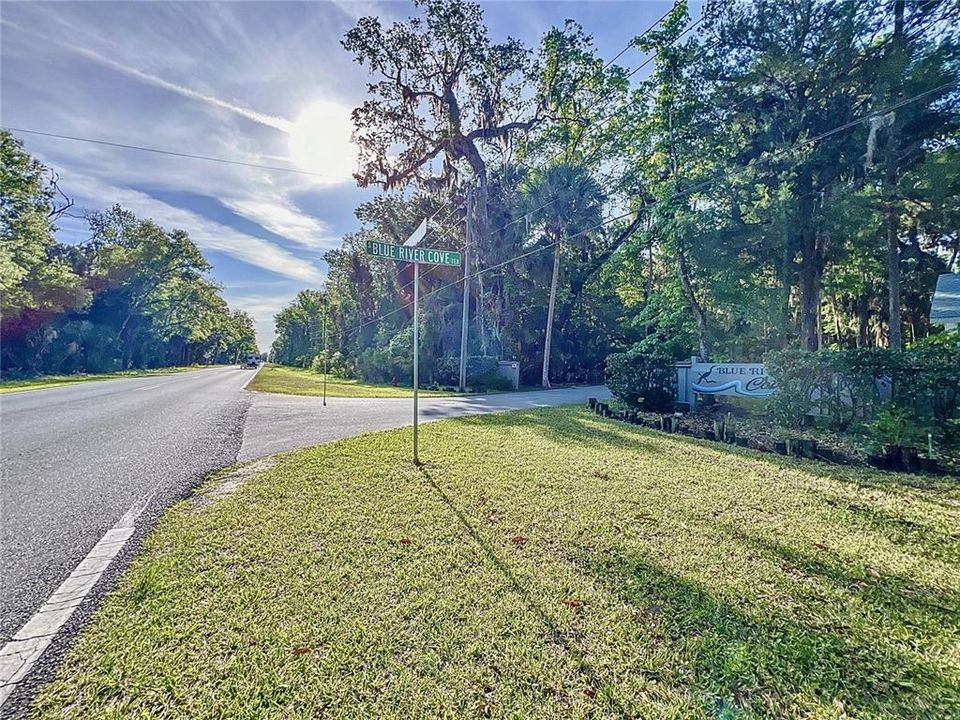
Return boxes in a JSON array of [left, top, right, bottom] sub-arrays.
[[322, 304, 328, 406], [413, 261, 420, 465]]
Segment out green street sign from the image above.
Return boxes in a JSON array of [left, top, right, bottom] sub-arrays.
[[365, 240, 461, 267]]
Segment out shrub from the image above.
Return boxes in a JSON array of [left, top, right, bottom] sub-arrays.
[[475, 370, 514, 392], [310, 351, 346, 377], [869, 404, 928, 450], [605, 349, 675, 411], [765, 342, 960, 445]]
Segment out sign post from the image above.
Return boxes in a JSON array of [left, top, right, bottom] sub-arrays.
[[364, 224, 460, 465]]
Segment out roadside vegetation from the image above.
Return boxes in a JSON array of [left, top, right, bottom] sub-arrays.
[[34, 407, 960, 719], [269, 0, 959, 393], [0, 365, 224, 394], [1, 134, 258, 378], [248, 363, 459, 398]]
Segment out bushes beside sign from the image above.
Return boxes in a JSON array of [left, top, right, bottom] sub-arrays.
[[604, 349, 675, 411], [764, 345, 960, 436]]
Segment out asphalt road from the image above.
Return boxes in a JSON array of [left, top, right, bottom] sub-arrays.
[[240, 385, 609, 461], [1, 368, 607, 713], [0, 367, 253, 642]]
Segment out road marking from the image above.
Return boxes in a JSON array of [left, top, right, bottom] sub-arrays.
[[132, 382, 164, 392], [240, 364, 262, 391], [0, 491, 154, 708]]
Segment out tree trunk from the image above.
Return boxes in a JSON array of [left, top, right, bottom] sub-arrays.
[[795, 181, 824, 352], [542, 231, 561, 388], [677, 243, 711, 360], [886, 0, 906, 350], [857, 292, 870, 348], [886, 207, 902, 349]]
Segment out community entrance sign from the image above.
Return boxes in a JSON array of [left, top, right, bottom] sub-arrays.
[[364, 224, 461, 464], [677, 359, 777, 408]]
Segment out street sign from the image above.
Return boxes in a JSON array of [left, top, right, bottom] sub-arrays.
[[364, 221, 464, 466], [365, 240, 461, 267]]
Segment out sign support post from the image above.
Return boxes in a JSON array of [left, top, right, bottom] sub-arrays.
[[322, 303, 328, 406], [364, 223, 461, 466], [412, 262, 420, 465]]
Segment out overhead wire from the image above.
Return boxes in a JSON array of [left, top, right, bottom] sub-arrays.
[[385, 6, 691, 300], [2, 127, 333, 178]]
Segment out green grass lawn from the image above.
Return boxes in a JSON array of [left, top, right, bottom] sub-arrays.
[[33, 408, 960, 719], [0, 365, 222, 394], [248, 363, 462, 398]]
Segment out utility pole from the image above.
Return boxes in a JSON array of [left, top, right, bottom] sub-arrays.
[[458, 189, 472, 392]]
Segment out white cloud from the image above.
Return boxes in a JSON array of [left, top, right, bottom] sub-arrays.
[[222, 196, 340, 251], [221, 291, 300, 349], [63, 171, 326, 286], [67, 46, 294, 133]]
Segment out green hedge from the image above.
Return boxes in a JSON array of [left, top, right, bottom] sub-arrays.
[[764, 342, 960, 446], [604, 349, 675, 411]]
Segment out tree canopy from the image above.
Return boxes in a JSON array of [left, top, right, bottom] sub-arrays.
[[273, 0, 958, 387], [1, 132, 257, 375]]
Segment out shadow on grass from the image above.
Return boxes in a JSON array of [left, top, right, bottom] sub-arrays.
[[454, 407, 958, 568], [452, 408, 666, 455], [582, 546, 959, 718], [418, 466, 633, 715], [415, 407, 958, 715], [728, 526, 960, 632], [802, 485, 960, 566]]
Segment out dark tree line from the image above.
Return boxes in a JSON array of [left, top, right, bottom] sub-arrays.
[[1, 132, 257, 376]]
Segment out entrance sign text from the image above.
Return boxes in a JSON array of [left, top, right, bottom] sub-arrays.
[[676, 359, 777, 408], [691, 363, 777, 398]]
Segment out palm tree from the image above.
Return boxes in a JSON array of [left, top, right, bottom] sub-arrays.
[[520, 163, 604, 387]]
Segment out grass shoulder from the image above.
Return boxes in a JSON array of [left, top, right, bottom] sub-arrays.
[[248, 363, 464, 398], [34, 406, 960, 719], [0, 365, 222, 394]]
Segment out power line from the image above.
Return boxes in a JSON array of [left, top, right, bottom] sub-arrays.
[[365, 8, 706, 326], [3, 9, 683, 191], [602, 5, 675, 70], [483, 12, 709, 241], [3, 127, 332, 178], [387, 8, 689, 298]]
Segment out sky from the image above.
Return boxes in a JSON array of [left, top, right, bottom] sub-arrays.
[[1, 0, 688, 348]]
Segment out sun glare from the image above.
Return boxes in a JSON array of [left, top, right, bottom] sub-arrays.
[[288, 100, 356, 182]]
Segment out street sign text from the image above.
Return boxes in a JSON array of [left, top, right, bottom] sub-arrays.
[[365, 240, 461, 267]]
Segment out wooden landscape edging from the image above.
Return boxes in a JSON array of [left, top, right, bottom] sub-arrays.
[[586, 399, 949, 476]]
